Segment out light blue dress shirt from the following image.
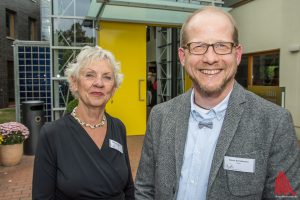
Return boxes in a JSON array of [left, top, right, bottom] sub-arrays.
[[176, 89, 231, 200]]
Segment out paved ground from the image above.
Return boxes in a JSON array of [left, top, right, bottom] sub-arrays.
[[0, 136, 144, 200]]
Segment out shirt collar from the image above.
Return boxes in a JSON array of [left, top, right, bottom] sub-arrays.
[[190, 88, 232, 121]]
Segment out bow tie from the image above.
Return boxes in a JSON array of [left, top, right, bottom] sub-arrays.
[[198, 121, 213, 129]]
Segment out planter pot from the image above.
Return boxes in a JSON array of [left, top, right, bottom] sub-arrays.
[[0, 143, 23, 167]]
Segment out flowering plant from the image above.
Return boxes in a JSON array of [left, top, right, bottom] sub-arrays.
[[0, 122, 29, 145]]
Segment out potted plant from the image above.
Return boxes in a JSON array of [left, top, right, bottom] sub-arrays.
[[0, 122, 29, 166]]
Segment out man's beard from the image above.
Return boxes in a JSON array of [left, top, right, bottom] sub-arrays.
[[190, 65, 237, 97]]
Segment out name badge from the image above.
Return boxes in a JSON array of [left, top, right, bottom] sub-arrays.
[[224, 156, 255, 173], [109, 139, 123, 154]]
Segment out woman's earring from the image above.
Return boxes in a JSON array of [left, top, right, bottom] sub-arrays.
[[111, 98, 113, 104]]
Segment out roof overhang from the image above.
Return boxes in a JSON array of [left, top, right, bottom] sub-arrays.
[[86, 0, 230, 26]]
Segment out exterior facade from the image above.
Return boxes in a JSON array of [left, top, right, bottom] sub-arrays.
[[49, 0, 226, 135], [0, 0, 41, 108], [10, 0, 299, 138], [229, 0, 300, 138]]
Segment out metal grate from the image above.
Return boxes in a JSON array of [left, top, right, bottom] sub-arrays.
[[14, 41, 52, 122]]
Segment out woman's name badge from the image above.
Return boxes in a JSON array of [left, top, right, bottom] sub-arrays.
[[224, 156, 255, 173], [109, 139, 123, 153]]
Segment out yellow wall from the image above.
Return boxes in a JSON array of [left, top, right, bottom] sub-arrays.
[[184, 71, 192, 91], [99, 22, 146, 135]]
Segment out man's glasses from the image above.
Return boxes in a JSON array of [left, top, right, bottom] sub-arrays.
[[183, 42, 237, 55]]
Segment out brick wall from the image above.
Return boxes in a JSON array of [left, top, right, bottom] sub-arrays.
[[0, 0, 41, 108]]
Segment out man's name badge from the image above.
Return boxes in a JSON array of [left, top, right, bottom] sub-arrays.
[[109, 139, 123, 153], [224, 156, 255, 173]]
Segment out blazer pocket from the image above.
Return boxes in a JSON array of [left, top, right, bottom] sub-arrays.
[[225, 151, 266, 197]]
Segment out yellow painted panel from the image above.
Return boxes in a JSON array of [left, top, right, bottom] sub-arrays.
[[99, 22, 146, 135], [184, 71, 192, 91]]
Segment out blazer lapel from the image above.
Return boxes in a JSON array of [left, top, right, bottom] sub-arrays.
[[207, 82, 247, 195], [175, 90, 192, 182]]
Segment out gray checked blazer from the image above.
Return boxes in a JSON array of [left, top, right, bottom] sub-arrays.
[[135, 82, 300, 200]]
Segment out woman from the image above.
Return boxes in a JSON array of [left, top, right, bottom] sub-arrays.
[[32, 46, 134, 199]]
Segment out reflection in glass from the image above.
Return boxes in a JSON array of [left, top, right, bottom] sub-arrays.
[[53, 0, 91, 17], [58, 80, 70, 107], [253, 53, 279, 86], [53, 18, 95, 47], [53, 49, 81, 77]]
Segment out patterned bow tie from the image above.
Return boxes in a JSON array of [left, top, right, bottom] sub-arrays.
[[198, 121, 213, 129]]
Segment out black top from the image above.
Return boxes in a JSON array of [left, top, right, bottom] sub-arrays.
[[32, 113, 134, 200]]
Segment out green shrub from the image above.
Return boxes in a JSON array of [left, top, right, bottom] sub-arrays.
[[66, 99, 78, 113]]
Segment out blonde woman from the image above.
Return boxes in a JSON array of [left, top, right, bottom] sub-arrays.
[[33, 46, 134, 199]]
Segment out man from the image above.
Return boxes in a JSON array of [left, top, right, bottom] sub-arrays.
[[135, 6, 300, 200]]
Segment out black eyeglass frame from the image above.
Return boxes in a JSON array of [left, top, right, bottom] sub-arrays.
[[183, 42, 238, 55]]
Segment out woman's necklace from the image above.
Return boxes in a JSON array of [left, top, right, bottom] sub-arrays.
[[71, 106, 106, 129]]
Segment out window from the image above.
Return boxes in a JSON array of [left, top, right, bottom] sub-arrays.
[[238, 50, 280, 87], [29, 18, 37, 40], [252, 53, 279, 86], [6, 9, 16, 38]]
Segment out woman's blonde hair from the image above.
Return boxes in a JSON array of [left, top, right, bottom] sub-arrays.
[[65, 46, 123, 98]]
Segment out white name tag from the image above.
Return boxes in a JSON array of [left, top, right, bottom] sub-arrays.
[[224, 156, 255, 173], [109, 139, 123, 154]]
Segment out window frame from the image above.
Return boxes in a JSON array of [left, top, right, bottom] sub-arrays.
[[6, 9, 16, 38], [242, 49, 280, 87], [28, 17, 37, 40]]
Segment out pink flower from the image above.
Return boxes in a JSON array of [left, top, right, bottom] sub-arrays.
[[0, 122, 30, 145]]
